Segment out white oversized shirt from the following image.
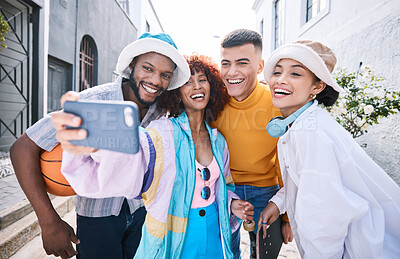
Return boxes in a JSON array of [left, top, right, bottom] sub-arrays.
[[270, 101, 400, 259]]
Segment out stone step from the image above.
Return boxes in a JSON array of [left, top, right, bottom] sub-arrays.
[[0, 199, 34, 231], [10, 208, 77, 259], [0, 196, 75, 259], [0, 194, 61, 231]]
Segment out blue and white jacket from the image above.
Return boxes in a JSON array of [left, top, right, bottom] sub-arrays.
[[61, 112, 240, 258]]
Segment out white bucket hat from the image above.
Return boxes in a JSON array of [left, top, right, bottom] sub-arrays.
[[116, 32, 190, 90], [264, 40, 345, 94]]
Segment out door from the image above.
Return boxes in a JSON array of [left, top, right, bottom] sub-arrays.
[[0, 0, 32, 151]]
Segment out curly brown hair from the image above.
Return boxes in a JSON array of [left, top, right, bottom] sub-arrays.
[[158, 54, 229, 123]]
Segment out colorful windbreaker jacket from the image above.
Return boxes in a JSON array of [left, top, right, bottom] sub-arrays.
[[61, 112, 240, 258]]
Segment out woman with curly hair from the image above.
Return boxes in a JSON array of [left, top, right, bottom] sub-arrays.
[[61, 54, 254, 258], [158, 54, 229, 123]]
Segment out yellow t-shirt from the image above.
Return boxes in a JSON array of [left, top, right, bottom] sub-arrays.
[[213, 81, 282, 187]]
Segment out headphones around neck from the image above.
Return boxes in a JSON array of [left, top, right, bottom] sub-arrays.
[[266, 101, 313, 138]]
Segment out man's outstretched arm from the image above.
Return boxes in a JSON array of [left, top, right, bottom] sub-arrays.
[[10, 134, 79, 258]]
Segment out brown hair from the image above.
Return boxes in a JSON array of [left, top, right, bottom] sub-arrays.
[[221, 29, 263, 53]]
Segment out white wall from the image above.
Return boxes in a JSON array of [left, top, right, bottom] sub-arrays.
[[42, 0, 50, 115], [128, 0, 163, 36], [253, 0, 400, 184]]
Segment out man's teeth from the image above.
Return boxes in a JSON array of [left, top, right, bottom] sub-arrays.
[[142, 84, 157, 94], [191, 93, 205, 99], [275, 89, 291, 95], [228, 79, 244, 84]]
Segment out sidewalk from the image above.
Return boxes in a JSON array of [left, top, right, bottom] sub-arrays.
[[0, 174, 28, 213], [11, 212, 301, 259], [10, 208, 77, 259], [0, 173, 300, 258]]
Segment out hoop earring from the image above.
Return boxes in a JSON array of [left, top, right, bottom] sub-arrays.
[[310, 94, 316, 100]]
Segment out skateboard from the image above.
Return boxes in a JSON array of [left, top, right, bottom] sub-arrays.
[[256, 215, 283, 258]]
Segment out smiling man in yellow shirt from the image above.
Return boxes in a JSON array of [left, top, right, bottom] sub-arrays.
[[213, 29, 292, 259]]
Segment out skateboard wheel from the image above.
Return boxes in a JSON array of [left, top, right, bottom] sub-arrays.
[[243, 220, 256, 232]]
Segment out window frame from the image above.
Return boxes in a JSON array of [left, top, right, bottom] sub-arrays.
[[300, 0, 330, 35], [273, 0, 285, 50], [79, 35, 98, 92]]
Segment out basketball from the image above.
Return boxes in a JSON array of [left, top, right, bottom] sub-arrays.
[[40, 144, 76, 196]]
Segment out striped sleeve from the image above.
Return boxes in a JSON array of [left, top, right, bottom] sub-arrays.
[[26, 113, 58, 151], [222, 139, 241, 232], [141, 117, 176, 208], [223, 140, 234, 187], [61, 128, 152, 199]]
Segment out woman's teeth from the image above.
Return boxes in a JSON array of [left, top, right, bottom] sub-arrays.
[[275, 89, 291, 95], [191, 93, 205, 99]]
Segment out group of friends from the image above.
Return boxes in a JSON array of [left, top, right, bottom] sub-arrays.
[[10, 29, 400, 259]]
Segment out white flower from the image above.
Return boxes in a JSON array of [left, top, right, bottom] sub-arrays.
[[365, 73, 373, 81], [358, 103, 366, 112], [361, 65, 374, 76], [355, 117, 364, 127], [336, 67, 347, 74], [374, 89, 385, 99], [331, 106, 341, 116], [361, 64, 371, 71], [330, 101, 347, 115], [364, 105, 374, 115], [386, 94, 394, 101], [364, 88, 375, 98]]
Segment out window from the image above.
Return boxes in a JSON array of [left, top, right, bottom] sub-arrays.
[[300, 0, 330, 35], [306, 0, 327, 22], [274, 0, 284, 49], [79, 35, 98, 91], [118, 0, 130, 15]]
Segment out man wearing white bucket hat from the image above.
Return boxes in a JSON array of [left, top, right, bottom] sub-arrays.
[[10, 32, 190, 259]]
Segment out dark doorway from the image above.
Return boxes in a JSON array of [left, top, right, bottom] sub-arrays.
[[47, 56, 72, 112]]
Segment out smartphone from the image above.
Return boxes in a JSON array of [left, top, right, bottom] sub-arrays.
[[63, 100, 140, 154]]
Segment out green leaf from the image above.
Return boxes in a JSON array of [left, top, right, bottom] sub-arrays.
[[329, 66, 399, 139], [0, 14, 11, 50]]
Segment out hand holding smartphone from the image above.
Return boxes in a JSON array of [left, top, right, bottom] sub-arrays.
[[63, 100, 140, 154]]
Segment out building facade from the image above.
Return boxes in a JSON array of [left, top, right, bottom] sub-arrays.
[[253, 0, 400, 184], [122, 0, 164, 36]]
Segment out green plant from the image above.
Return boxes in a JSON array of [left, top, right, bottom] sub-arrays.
[[326, 64, 400, 138], [1, 14, 10, 50]]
